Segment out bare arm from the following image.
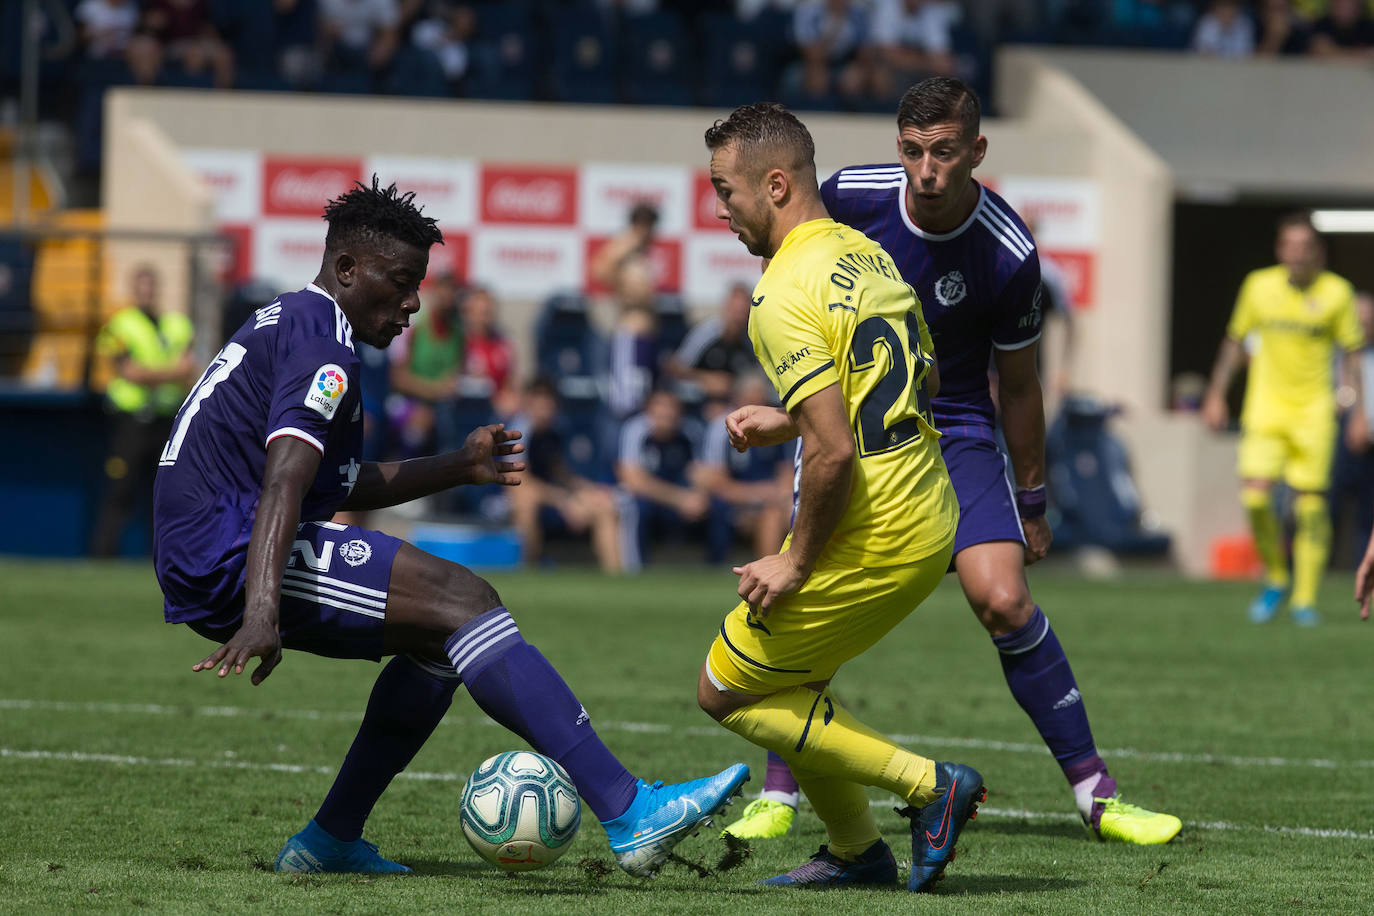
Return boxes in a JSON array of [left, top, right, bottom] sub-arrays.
[[1342, 348, 1368, 453], [616, 460, 707, 519], [1203, 336, 1246, 431], [724, 404, 799, 452], [115, 352, 198, 386], [733, 384, 852, 613], [192, 436, 318, 684], [341, 424, 525, 511], [994, 342, 1052, 564]]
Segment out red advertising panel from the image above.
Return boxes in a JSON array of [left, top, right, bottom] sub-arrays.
[[262, 156, 364, 218], [583, 237, 682, 294], [480, 166, 578, 226], [692, 172, 730, 232]]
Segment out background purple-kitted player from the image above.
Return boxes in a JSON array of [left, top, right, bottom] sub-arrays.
[[152, 176, 748, 877], [721, 78, 1182, 847]]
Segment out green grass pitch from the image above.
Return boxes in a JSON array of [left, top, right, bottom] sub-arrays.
[[2, 558, 1372, 913]]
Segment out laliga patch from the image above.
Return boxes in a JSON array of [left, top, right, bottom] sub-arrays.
[[305, 364, 348, 419]]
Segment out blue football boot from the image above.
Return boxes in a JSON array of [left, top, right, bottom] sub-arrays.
[[274, 819, 411, 874], [602, 763, 749, 877], [761, 840, 898, 888], [1290, 605, 1321, 627], [1248, 584, 1286, 623], [901, 761, 985, 893]]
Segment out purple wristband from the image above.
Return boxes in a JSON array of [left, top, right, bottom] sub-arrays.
[[1016, 485, 1047, 519]]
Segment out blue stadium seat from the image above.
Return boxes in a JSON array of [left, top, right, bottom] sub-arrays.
[[466, 2, 538, 100], [386, 45, 449, 97], [548, 6, 619, 104], [654, 294, 689, 368], [621, 11, 693, 107], [535, 293, 604, 402], [700, 12, 780, 108]]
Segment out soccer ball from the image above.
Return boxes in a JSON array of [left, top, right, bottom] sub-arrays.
[[460, 750, 581, 872]]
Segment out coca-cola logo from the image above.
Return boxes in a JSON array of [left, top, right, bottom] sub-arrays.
[[481, 168, 576, 224], [262, 158, 362, 216], [271, 170, 354, 211]]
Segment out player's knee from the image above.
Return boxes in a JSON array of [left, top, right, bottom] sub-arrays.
[[696, 665, 732, 721], [970, 584, 1035, 634], [1293, 492, 1327, 523], [432, 565, 503, 632]]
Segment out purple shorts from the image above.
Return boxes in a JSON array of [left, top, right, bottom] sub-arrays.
[[941, 434, 1025, 557], [186, 521, 403, 661]]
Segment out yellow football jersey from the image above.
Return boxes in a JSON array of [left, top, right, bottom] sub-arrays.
[[750, 218, 957, 568], [1226, 265, 1362, 430]]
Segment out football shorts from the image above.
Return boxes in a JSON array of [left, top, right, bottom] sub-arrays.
[[707, 539, 954, 695], [1238, 421, 1337, 492], [943, 434, 1026, 557], [185, 521, 402, 661]]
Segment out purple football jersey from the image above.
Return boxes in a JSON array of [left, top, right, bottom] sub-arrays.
[[821, 167, 1043, 442], [153, 284, 364, 623]]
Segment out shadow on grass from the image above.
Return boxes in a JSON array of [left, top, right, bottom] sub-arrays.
[[941, 874, 1087, 895], [399, 859, 502, 877]]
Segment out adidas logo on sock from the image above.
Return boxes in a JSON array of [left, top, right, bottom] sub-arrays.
[[575, 706, 590, 726], [1053, 688, 1082, 710]]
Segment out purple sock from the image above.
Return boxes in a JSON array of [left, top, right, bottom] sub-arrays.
[[993, 607, 1099, 779], [763, 751, 800, 802], [445, 607, 640, 821], [314, 654, 459, 842]]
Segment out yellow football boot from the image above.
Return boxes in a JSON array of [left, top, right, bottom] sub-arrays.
[[720, 798, 796, 840]]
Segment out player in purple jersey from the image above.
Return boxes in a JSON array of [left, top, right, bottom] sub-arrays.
[[152, 178, 747, 877], [721, 78, 1181, 846]]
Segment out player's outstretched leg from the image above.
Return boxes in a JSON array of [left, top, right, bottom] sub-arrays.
[[1241, 484, 1289, 623], [721, 751, 798, 840], [1288, 492, 1330, 626], [761, 770, 897, 888], [276, 654, 459, 873], [601, 763, 751, 877]]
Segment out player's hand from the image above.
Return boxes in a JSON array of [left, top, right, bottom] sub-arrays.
[[192, 619, 282, 686], [733, 552, 809, 618], [462, 423, 526, 486], [1356, 531, 1374, 621], [1022, 516, 1052, 565], [725, 405, 798, 452], [1201, 392, 1228, 432]]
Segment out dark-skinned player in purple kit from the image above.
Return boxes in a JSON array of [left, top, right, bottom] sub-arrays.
[[153, 177, 747, 876], [721, 78, 1181, 846]]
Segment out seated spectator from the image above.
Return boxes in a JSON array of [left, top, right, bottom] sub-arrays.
[[1191, 0, 1256, 56], [507, 378, 624, 573], [605, 255, 662, 421], [789, 0, 874, 106], [136, 0, 235, 87], [1107, 0, 1196, 45], [667, 281, 758, 413], [615, 387, 709, 571], [388, 273, 463, 455], [1255, 0, 1312, 55], [318, 0, 403, 82], [590, 200, 660, 289], [411, 2, 478, 93], [459, 284, 517, 417], [1310, 0, 1374, 58], [868, 0, 961, 102], [692, 373, 795, 564], [76, 0, 158, 83]]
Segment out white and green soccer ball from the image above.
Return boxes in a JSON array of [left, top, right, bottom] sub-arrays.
[[460, 750, 581, 872]]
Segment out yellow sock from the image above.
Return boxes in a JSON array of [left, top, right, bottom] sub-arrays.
[[1290, 493, 1330, 608], [791, 768, 879, 860], [720, 687, 939, 808], [1241, 486, 1288, 587]]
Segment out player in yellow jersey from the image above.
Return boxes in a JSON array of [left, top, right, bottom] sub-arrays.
[[694, 102, 983, 893], [1204, 211, 1366, 626]]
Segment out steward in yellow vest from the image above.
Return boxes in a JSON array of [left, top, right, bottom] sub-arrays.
[[90, 265, 197, 557]]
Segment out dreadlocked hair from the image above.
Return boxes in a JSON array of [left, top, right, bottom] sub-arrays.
[[322, 174, 444, 252]]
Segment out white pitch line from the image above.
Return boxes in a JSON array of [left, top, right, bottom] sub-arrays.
[[4, 697, 1372, 773], [3, 745, 1368, 843]]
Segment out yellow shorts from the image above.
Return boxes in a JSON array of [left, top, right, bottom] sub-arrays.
[[706, 539, 954, 695], [1237, 422, 1336, 492]]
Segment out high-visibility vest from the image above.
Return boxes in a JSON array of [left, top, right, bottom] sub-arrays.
[[97, 307, 194, 416]]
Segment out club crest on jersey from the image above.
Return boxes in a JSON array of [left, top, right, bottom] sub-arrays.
[[339, 538, 372, 567], [305, 364, 348, 419], [934, 270, 967, 307]]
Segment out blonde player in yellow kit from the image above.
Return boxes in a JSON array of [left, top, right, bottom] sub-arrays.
[[695, 102, 984, 893], [1204, 212, 1366, 626]]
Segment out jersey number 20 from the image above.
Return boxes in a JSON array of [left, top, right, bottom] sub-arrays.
[[848, 312, 934, 457]]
